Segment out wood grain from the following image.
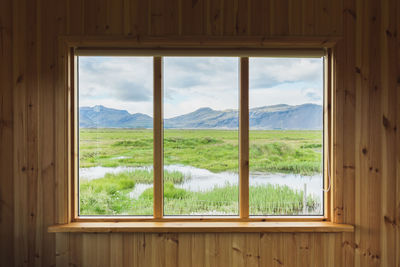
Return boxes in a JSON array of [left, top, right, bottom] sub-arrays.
[[0, 0, 14, 266], [153, 56, 163, 218], [2, 0, 400, 266], [239, 57, 249, 218], [48, 221, 354, 233]]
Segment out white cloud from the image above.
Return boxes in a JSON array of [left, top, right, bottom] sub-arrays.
[[79, 56, 153, 114], [79, 56, 323, 117], [249, 57, 323, 89], [163, 57, 239, 117]]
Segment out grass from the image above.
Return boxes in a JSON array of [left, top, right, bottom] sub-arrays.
[[79, 169, 188, 215], [79, 129, 322, 175], [80, 172, 318, 215], [102, 169, 188, 184], [78, 128, 323, 215]]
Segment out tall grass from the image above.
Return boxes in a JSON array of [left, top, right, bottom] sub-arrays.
[[103, 169, 188, 184], [79, 129, 323, 215], [79, 169, 188, 215], [79, 171, 319, 215]]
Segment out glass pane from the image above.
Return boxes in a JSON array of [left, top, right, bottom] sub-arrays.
[[163, 57, 239, 215], [78, 56, 153, 215], [249, 57, 324, 215]]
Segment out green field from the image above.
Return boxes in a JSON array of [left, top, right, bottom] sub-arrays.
[[79, 129, 323, 215]]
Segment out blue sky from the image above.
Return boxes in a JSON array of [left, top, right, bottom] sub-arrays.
[[79, 56, 323, 118]]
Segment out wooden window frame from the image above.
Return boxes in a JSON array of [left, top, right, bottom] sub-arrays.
[[60, 37, 337, 224]]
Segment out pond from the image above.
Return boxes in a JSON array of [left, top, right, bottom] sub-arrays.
[[79, 165, 324, 205]]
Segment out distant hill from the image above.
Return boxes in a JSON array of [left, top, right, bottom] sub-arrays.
[[79, 105, 152, 128], [79, 104, 322, 130]]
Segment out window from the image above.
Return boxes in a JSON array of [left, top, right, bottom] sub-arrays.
[[73, 49, 329, 220], [248, 57, 324, 216], [78, 56, 154, 215]]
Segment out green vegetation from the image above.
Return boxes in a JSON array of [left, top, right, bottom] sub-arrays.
[[79, 129, 322, 174], [79, 129, 322, 215], [80, 171, 318, 215], [102, 169, 188, 184]]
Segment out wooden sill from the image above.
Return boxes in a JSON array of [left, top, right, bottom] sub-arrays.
[[48, 221, 353, 233]]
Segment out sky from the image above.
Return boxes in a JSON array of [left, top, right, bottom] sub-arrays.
[[78, 56, 323, 118]]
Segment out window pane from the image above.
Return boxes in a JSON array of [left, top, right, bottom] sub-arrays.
[[78, 56, 153, 215], [163, 57, 239, 215], [249, 57, 324, 216]]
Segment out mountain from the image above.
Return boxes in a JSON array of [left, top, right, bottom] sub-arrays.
[[79, 104, 322, 130], [249, 104, 322, 129], [79, 105, 152, 128], [164, 107, 239, 129]]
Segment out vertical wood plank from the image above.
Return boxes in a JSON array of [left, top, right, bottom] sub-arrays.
[[296, 233, 311, 267], [340, 3, 357, 267], [282, 234, 296, 267], [153, 56, 163, 219], [314, 0, 330, 35], [126, 0, 150, 36], [121, 233, 135, 266], [83, 0, 106, 34], [178, 234, 192, 267], [67, 0, 84, 34], [26, 0, 40, 263], [165, 234, 179, 267], [55, 233, 70, 267], [312, 234, 323, 267], [204, 233, 217, 267], [231, 233, 246, 267], [396, 1, 400, 266], [259, 233, 274, 266], [239, 57, 249, 218], [106, 0, 124, 34], [270, 0, 289, 35], [150, 0, 179, 36], [245, 233, 260, 267], [207, 0, 223, 35], [366, 0, 383, 266], [288, 0, 303, 35], [12, 0, 35, 265], [0, 0, 14, 265], [134, 233, 148, 267], [151, 233, 166, 267], [69, 233, 83, 267], [249, 0, 269, 35], [53, 1, 69, 225], [181, 0, 205, 35], [143, 233, 154, 267], [96, 234, 111, 267], [216, 234, 232, 267], [236, 0, 248, 35], [379, 0, 398, 266], [110, 234, 124, 266], [355, 1, 368, 266], [83, 0, 124, 35], [222, 0, 235, 35], [50, 0, 68, 266], [82, 234, 98, 266], [192, 233, 205, 267], [302, 0, 315, 35]]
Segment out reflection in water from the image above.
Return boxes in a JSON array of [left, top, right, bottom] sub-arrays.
[[80, 165, 323, 203]]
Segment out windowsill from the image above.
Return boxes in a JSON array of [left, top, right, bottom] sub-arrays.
[[48, 221, 353, 233]]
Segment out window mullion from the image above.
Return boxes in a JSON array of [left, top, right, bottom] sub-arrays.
[[153, 57, 163, 218], [239, 57, 249, 218]]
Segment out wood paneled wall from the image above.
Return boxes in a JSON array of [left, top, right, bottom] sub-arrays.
[[0, 0, 399, 266]]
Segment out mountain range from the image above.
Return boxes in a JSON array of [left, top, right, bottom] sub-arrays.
[[79, 104, 322, 130]]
